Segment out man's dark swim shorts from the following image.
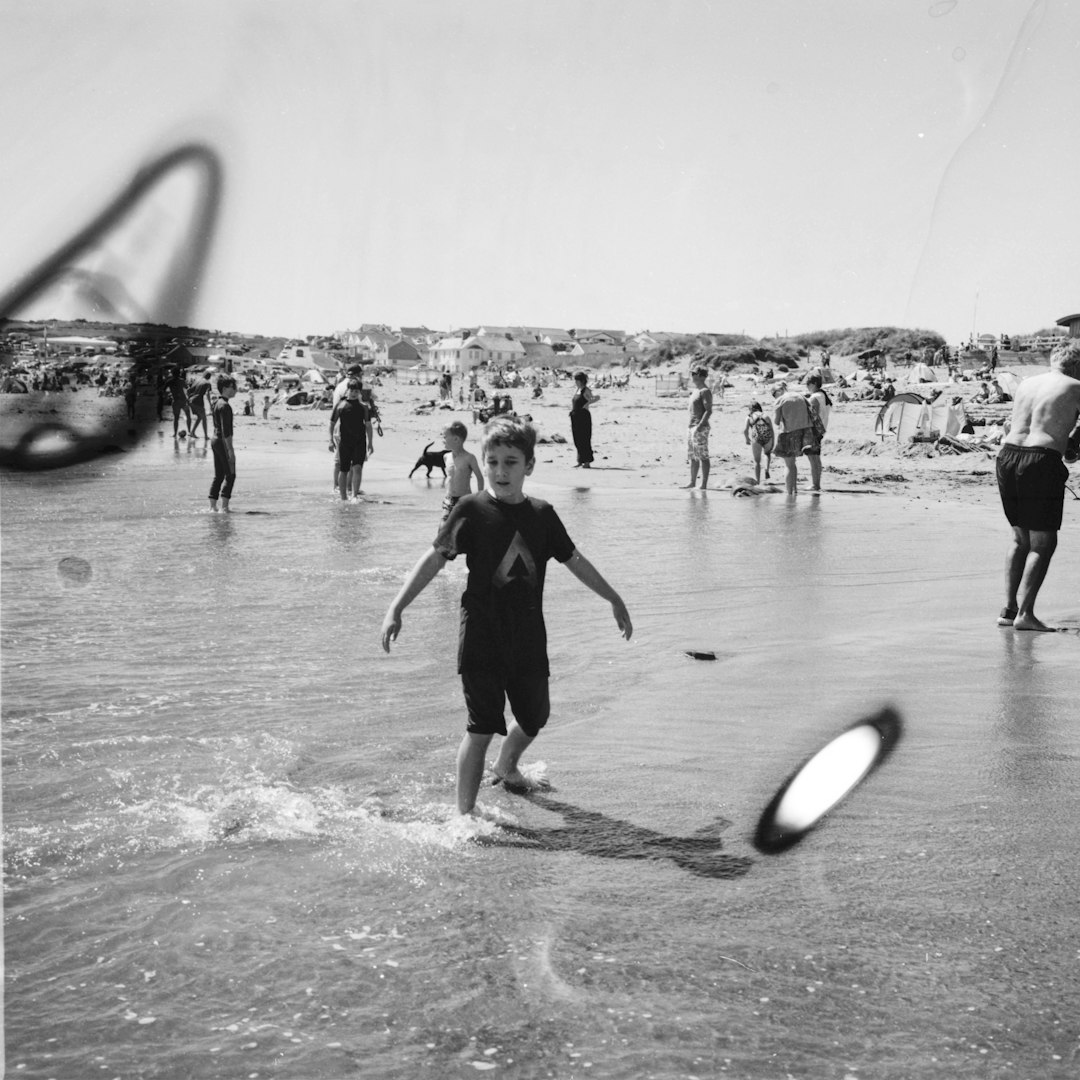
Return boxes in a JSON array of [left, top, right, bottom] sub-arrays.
[[996, 443, 1068, 532]]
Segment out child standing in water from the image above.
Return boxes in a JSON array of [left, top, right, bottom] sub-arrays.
[[381, 416, 633, 815], [440, 421, 485, 523], [743, 401, 775, 483], [209, 375, 238, 512]]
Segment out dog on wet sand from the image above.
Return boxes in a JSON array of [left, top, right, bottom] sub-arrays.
[[408, 441, 449, 478]]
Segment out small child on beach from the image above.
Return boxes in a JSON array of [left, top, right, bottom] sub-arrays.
[[262, 395, 271, 420], [380, 415, 633, 815], [209, 375, 238, 511], [440, 421, 485, 522], [743, 401, 775, 483]]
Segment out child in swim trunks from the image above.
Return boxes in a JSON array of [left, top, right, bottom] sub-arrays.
[[440, 421, 484, 523], [381, 416, 632, 815]]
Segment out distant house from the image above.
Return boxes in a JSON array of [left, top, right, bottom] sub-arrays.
[[386, 338, 423, 365], [47, 335, 120, 355], [431, 334, 526, 374], [340, 331, 365, 355], [514, 326, 575, 347], [632, 331, 673, 353], [340, 325, 395, 357], [358, 330, 397, 361], [162, 344, 222, 369], [1056, 313, 1080, 339], [570, 329, 627, 347], [397, 326, 436, 346]]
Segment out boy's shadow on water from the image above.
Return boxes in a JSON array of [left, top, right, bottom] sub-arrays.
[[482, 794, 753, 880]]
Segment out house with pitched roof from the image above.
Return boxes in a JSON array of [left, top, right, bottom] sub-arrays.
[[570, 329, 627, 347], [513, 326, 576, 347], [397, 326, 436, 346], [431, 333, 526, 374]]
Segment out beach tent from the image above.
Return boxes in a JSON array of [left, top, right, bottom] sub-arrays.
[[301, 368, 327, 384], [910, 362, 937, 382], [875, 392, 963, 441], [875, 392, 926, 440], [0, 375, 28, 393]]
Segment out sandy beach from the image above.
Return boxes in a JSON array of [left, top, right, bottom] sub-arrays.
[[1, 364, 1022, 508], [5, 362, 1080, 1080], [215, 369, 1013, 510]]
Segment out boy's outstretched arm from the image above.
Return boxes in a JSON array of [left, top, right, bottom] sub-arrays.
[[563, 549, 633, 639], [381, 547, 448, 652]]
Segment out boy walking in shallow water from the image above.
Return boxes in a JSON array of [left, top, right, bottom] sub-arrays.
[[381, 416, 633, 815], [440, 421, 484, 522]]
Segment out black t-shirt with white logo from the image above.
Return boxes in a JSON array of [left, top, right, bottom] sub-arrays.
[[433, 492, 575, 675]]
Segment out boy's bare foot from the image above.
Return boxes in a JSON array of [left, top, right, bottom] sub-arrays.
[[491, 767, 549, 794], [1013, 614, 1058, 632]]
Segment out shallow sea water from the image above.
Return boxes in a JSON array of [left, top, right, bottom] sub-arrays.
[[3, 434, 1080, 1079]]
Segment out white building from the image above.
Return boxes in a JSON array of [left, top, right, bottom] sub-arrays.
[[430, 334, 526, 374]]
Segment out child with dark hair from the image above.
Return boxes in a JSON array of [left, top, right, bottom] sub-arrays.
[[381, 415, 632, 815], [209, 375, 238, 512], [330, 379, 372, 500], [743, 401, 774, 483], [569, 370, 599, 467]]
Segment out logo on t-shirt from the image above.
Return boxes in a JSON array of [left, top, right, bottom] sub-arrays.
[[492, 532, 537, 591]]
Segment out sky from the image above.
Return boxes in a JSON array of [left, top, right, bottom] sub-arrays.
[[1, 0, 1077, 344]]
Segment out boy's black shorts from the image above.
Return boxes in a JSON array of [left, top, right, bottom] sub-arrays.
[[996, 444, 1067, 532], [461, 667, 550, 738], [338, 441, 367, 473]]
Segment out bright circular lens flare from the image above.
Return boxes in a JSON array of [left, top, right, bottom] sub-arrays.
[[772, 725, 881, 832]]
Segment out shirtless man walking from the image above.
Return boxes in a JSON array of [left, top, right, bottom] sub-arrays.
[[996, 342, 1080, 631]]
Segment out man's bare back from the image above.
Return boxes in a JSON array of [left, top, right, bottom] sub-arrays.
[[1004, 363, 1080, 454], [996, 342, 1080, 632]]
